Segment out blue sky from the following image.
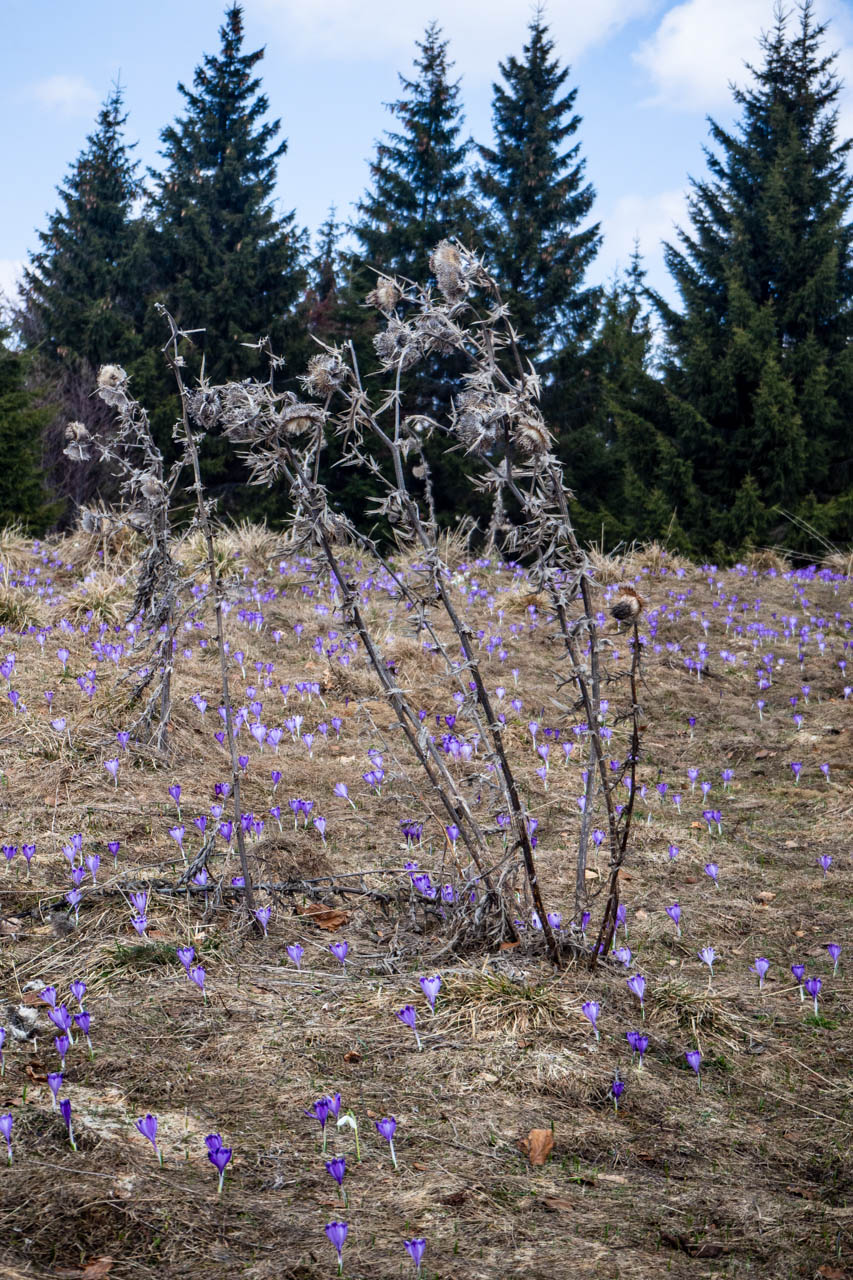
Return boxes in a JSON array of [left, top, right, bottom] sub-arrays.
[[2, 0, 852, 309]]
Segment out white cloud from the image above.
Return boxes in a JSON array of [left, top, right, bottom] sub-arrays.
[[30, 74, 99, 118], [635, 0, 853, 116], [253, 0, 658, 77], [0, 260, 24, 305], [601, 188, 688, 270]]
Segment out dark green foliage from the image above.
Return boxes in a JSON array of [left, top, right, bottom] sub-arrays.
[[349, 24, 485, 533], [657, 1, 853, 550], [475, 11, 601, 366], [0, 334, 55, 532], [24, 83, 145, 370], [145, 3, 306, 514], [353, 22, 476, 284]]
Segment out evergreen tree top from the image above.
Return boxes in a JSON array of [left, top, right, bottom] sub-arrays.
[[150, 3, 286, 219], [24, 81, 143, 365], [353, 22, 473, 278], [474, 10, 600, 360]]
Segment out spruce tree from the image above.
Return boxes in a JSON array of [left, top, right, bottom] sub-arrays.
[[24, 83, 144, 370], [353, 23, 475, 283], [148, 4, 305, 381], [474, 11, 601, 365], [146, 3, 306, 510], [657, 1, 853, 549], [349, 24, 484, 531], [0, 334, 55, 533]]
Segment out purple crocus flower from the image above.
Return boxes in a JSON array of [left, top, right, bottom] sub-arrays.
[[668, 843, 679, 860], [419, 974, 442, 1013], [135, 1113, 162, 1164], [791, 963, 806, 1000], [55, 1034, 70, 1069], [826, 943, 841, 976], [329, 940, 348, 967], [206, 1133, 232, 1193], [581, 1000, 600, 1042], [704, 863, 719, 886], [70, 980, 86, 1006], [47, 1071, 62, 1110], [610, 1078, 626, 1112], [325, 1221, 348, 1275], [698, 946, 716, 982], [104, 758, 120, 786], [59, 1097, 76, 1148], [176, 945, 195, 972], [613, 946, 632, 967], [0, 1112, 12, 1163], [752, 957, 770, 991], [404, 1238, 427, 1274], [108, 840, 120, 865], [39, 985, 57, 1008], [189, 966, 206, 997], [286, 943, 304, 970], [255, 906, 271, 936], [685, 1050, 702, 1087], [627, 973, 646, 1014], [376, 1116, 398, 1168], [626, 1030, 649, 1068], [804, 976, 822, 1015], [396, 1004, 422, 1051], [169, 783, 181, 810], [818, 855, 832, 876], [790, 762, 802, 782], [325, 1155, 347, 1204], [666, 903, 681, 935], [306, 1097, 333, 1152]]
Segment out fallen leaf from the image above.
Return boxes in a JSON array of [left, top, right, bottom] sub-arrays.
[[295, 903, 349, 931], [542, 1197, 574, 1212], [82, 1261, 114, 1280], [25, 1063, 47, 1084], [584, 868, 600, 881], [343, 1050, 361, 1064], [795, 930, 806, 937], [754, 749, 773, 759], [817, 1267, 845, 1280], [412, 1161, 428, 1171], [499, 940, 519, 950], [598, 1173, 628, 1185], [786, 1185, 817, 1199], [517, 1038, 534, 1050], [690, 821, 703, 828], [754, 891, 776, 903], [520, 1128, 554, 1166]]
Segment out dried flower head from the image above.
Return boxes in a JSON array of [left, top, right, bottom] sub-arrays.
[[278, 401, 326, 437], [430, 239, 467, 302], [301, 351, 348, 397], [140, 473, 165, 503], [513, 412, 551, 457], [97, 364, 128, 390], [374, 317, 423, 371], [63, 421, 91, 462], [366, 275, 402, 312]]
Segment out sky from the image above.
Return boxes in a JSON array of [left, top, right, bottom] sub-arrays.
[[2, 0, 853, 311]]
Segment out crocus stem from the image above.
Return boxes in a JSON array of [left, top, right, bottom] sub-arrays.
[[218, 1171, 225, 1195], [414, 1029, 422, 1052], [158, 1147, 163, 1167], [390, 1139, 397, 1170]]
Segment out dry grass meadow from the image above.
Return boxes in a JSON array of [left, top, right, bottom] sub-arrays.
[[0, 524, 849, 1280]]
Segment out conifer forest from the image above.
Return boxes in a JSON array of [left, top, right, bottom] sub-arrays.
[[0, 4, 849, 1278]]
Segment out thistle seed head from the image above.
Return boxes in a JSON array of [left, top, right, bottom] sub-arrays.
[[366, 276, 402, 312], [301, 351, 347, 397]]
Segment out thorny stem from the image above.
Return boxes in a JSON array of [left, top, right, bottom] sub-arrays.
[[160, 310, 260, 931]]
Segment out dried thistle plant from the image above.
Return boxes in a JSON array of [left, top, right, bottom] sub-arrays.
[[179, 239, 647, 966], [64, 363, 181, 751]]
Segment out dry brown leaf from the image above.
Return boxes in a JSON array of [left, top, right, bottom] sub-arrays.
[[816, 1268, 845, 1280], [520, 1128, 554, 1166], [499, 940, 519, 950], [82, 1261, 114, 1280], [295, 903, 349, 931], [343, 1050, 361, 1063], [25, 1063, 47, 1084], [754, 891, 776, 903]]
